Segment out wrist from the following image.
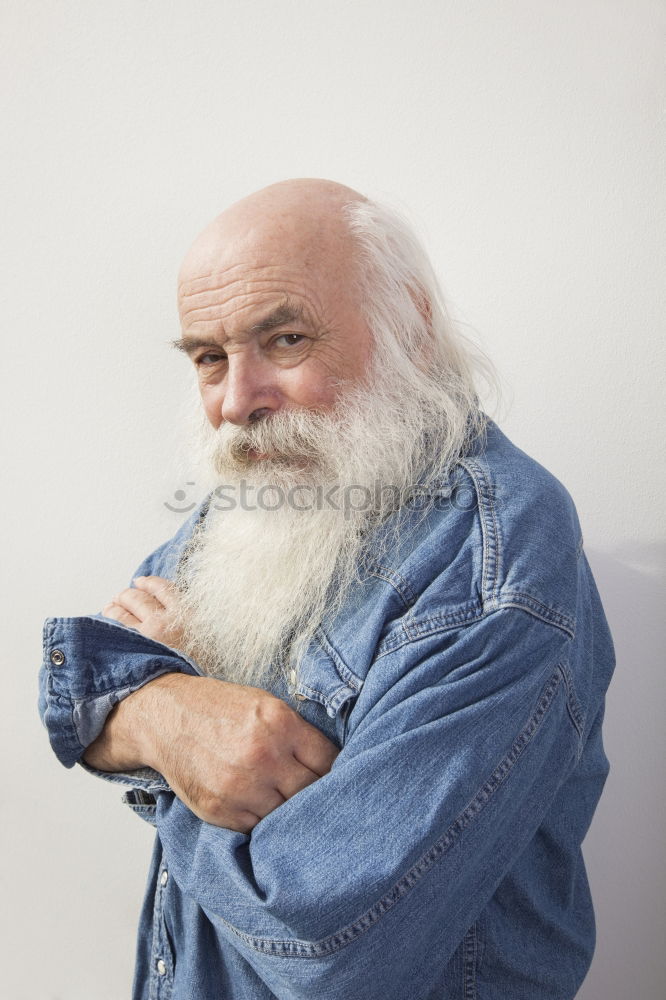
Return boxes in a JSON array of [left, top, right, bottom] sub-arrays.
[[128, 671, 191, 771]]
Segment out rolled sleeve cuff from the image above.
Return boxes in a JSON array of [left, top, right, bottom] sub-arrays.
[[40, 613, 200, 769]]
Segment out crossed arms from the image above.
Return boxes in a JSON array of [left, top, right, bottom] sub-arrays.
[[40, 557, 581, 1000], [83, 574, 339, 832]]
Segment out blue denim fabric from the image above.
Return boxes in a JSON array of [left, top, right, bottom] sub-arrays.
[[38, 419, 615, 999]]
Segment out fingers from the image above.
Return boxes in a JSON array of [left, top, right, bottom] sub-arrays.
[[292, 722, 340, 778], [177, 779, 286, 832], [110, 586, 165, 623], [102, 602, 140, 627], [103, 576, 175, 626], [242, 785, 287, 821], [186, 799, 262, 834], [133, 575, 178, 608], [101, 578, 184, 650], [230, 812, 262, 835], [253, 694, 339, 780], [276, 759, 325, 801]]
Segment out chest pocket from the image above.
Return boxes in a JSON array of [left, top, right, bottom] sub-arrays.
[[286, 627, 363, 747]]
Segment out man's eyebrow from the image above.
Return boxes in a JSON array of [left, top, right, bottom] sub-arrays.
[[248, 301, 305, 335], [172, 301, 306, 356], [171, 335, 221, 356]]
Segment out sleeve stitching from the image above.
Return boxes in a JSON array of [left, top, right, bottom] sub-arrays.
[[216, 666, 567, 960]]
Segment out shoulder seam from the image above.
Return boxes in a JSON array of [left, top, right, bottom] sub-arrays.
[[376, 600, 574, 658], [457, 456, 501, 601]]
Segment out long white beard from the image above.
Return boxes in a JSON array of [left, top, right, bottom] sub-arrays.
[[173, 363, 479, 687]]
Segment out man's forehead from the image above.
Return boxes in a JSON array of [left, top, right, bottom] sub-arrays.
[[176, 260, 327, 328], [178, 256, 309, 295], [179, 187, 359, 291]]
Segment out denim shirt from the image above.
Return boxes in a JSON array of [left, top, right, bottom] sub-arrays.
[[38, 419, 615, 1000]]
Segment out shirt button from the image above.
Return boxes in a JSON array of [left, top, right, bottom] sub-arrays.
[[160, 870, 168, 887], [50, 649, 65, 666], [156, 958, 167, 976], [294, 693, 307, 702]]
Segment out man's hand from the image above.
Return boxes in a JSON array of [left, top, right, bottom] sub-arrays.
[[102, 575, 186, 652], [83, 673, 339, 833]]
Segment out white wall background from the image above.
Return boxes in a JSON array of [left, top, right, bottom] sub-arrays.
[[1, 1, 664, 997]]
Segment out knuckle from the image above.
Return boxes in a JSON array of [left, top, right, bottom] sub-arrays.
[[264, 697, 296, 730]]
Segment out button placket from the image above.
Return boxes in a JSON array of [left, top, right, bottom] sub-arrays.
[[149, 856, 174, 998]]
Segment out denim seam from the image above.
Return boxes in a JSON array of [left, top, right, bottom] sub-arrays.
[[488, 590, 575, 629], [66, 668, 186, 712], [376, 603, 485, 657], [295, 680, 357, 715], [44, 616, 203, 679], [375, 601, 572, 660], [216, 667, 564, 959], [558, 662, 585, 755], [458, 457, 501, 601], [484, 597, 575, 639], [366, 563, 416, 608], [313, 627, 364, 690], [48, 688, 83, 761], [462, 922, 478, 1000], [79, 762, 169, 791]]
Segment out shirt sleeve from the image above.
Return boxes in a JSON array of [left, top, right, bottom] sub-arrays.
[[153, 607, 581, 1000], [37, 502, 209, 783]]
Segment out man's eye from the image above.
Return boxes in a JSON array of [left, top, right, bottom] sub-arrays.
[[196, 352, 226, 366], [274, 334, 304, 347]]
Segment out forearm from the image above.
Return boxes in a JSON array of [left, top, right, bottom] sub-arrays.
[[81, 667, 339, 831], [82, 671, 184, 772]]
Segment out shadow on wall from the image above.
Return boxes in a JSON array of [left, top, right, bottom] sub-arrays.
[[575, 544, 666, 1000]]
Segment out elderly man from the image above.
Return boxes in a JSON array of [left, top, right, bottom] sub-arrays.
[[39, 179, 615, 999]]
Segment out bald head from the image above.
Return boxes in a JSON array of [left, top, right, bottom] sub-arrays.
[[179, 178, 366, 286]]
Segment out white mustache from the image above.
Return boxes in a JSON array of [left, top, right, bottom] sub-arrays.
[[208, 408, 340, 474]]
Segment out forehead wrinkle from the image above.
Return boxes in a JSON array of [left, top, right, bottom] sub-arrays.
[[179, 274, 273, 313], [179, 277, 305, 322], [179, 276, 326, 332], [177, 257, 260, 291], [178, 260, 311, 297]]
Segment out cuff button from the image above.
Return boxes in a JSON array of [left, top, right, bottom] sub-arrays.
[[50, 649, 65, 666]]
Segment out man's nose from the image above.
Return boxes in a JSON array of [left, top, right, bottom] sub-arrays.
[[219, 354, 280, 426]]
